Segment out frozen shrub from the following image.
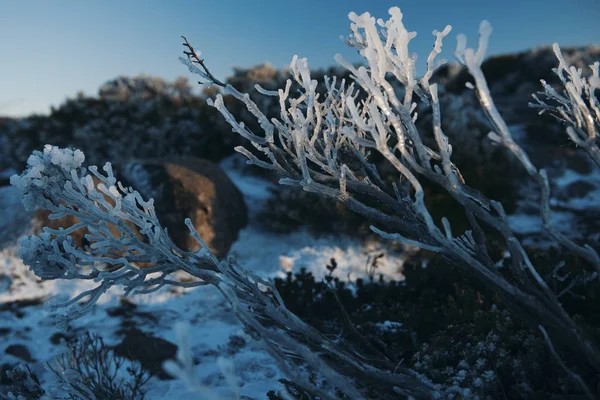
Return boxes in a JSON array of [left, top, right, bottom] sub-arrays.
[[47, 332, 150, 400], [12, 144, 428, 398], [11, 5, 600, 399], [1, 333, 149, 400], [180, 6, 600, 398]]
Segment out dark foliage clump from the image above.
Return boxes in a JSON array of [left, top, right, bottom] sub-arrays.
[[432, 45, 600, 97], [269, 252, 596, 399], [0, 76, 245, 173], [258, 185, 373, 236]]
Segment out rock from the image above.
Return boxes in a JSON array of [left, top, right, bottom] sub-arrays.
[[112, 327, 177, 380], [129, 157, 248, 258], [30, 175, 145, 249], [4, 344, 35, 363], [30, 157, 248, 259]]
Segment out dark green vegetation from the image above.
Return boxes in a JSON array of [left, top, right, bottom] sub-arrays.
[[267, 249, 600, 399]]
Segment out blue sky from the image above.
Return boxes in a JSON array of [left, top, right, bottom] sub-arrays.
[[1, 0, 599, 117]]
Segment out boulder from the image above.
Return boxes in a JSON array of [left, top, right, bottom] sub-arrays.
[[31, 157, 248, 259], [132, 157, 248, 258], [30, 175, 143, 250]]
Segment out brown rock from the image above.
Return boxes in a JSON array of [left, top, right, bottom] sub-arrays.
[[31, 176, 144, 249], [31, 157, 248, 259], [135, 157, 248, 258]]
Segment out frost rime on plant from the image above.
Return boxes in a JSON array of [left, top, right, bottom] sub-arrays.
[[11, 144, 430, 398], [10, 6, 600, 399], [181, 6, 600, 398]]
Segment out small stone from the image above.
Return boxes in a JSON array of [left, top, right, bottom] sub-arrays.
[[5, 344, 35, 363]]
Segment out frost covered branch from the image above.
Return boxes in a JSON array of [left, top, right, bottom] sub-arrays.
[[11, 145, 433, 398], [456, 28, 600, 276], [180, 36, 226, 87], [530, 44, 600, 167], [182, 6, 600, 395]]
